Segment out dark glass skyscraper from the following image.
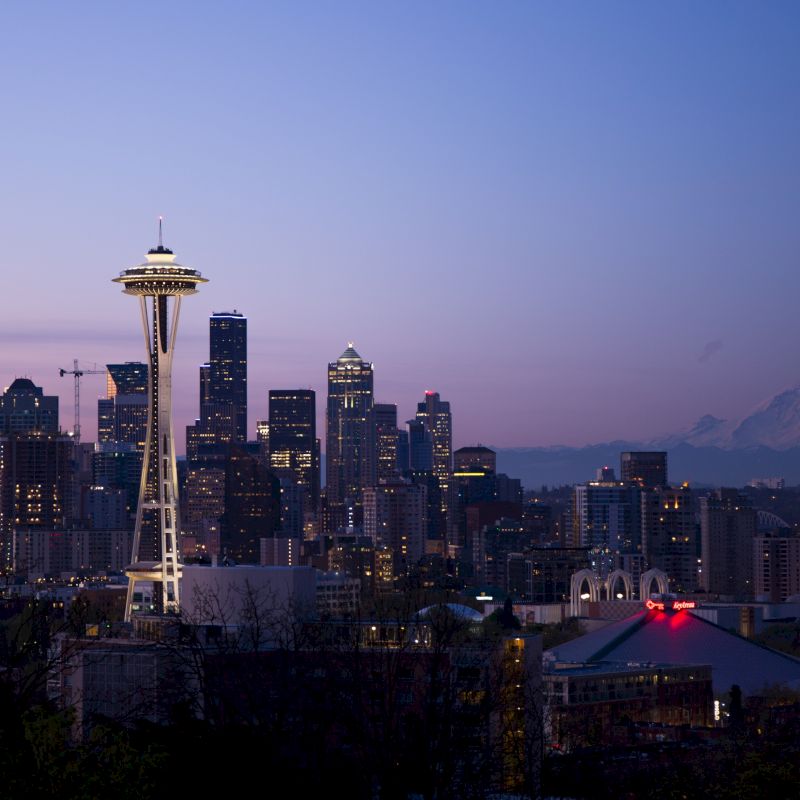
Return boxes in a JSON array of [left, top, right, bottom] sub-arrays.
[[268, 389, 319, 513], [106, 362, 148, 397], [209, 311, 247, 442], [326, 344, 374, 513], [620, 451, 667, 488], [364, 403, 398, 487], [98, 362, 148, 449]]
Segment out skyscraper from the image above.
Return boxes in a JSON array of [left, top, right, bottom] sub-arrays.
[[621, 452, 668, 488], [364, 403, 398, 487], [112, 227, 207, 619], [222, 444, 280, 563], [268, 389, 319, 513], [640, 484, 698, 592], [415, 391, 452, 539], [208, 311, 247, 442], [700, 488, 757, 598], [106, 362, 148, 397], [326, 344, 374, 517], [0, 378, 59, 434], [363, 480, 427, 575], [572, 480, 640, 576], [406, 419, 433, 472], [0, 381, 71, 567]]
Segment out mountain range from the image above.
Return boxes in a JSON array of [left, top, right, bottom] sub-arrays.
[[495, 386, 800, 489]]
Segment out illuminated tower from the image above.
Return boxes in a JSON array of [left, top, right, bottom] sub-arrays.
[[113, 223, 207, 620], [209, 311, 247, 442], [326, 344, 373, 522], [415, 391, 452, 532]]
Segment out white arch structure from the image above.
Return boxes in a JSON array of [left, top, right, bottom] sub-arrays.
[[605, 569, 634, 601], [570, 567, 672, 616], [640, 568, 669, 600], [570, 569, 601, 616]]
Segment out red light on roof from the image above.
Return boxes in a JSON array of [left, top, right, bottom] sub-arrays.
[[425, 390, 435, 396], [645, 598, 696, 612]]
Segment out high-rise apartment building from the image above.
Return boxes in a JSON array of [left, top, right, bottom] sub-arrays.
[[268, 390, 319, 513], [640, 485, 698, 592], [363, 480, 427, 574], [0, 379, 69, 567], [620, 452, 668, 488], [364, 403, 398, 488], [700, 489, 757, 598], [326, 344, 374, 511], [0, 378, 59, 434], [208, 311, 247, 442], [572, 481, 640, 576], [0, 433, 73, 567], [754, 532, 800, 603]]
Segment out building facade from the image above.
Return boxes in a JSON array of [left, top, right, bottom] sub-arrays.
[[268, 389, 319, 514], [208, 311, 248, 443], [326, 344, 374, 517], [700, 489, 757, 598]]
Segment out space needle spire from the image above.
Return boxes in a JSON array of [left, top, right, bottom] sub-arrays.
[[113, 222, 208, 620]]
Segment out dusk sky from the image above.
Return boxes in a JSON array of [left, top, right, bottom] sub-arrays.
[[0, 2, 798, 450]]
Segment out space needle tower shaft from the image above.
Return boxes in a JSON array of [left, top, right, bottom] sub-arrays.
[[113, 221, 207, 620]]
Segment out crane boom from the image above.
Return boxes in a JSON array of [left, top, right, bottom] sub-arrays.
[[58, 359, 106, 444]]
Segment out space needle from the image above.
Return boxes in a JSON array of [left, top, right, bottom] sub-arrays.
[[113, 221, 207, 620]]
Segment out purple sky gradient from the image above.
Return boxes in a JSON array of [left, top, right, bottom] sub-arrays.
[[0, 2, 798, 450]]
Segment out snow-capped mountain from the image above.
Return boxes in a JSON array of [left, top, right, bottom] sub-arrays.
[[656, 387, 800, 451]]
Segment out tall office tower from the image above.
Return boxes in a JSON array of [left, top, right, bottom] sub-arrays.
[[364, 403, 398, 488], [256, 419, 270, 465], [396, 429, 409, 474], [107, 362, 149, 397], [640, 485, 698, 592], [112, 226, 207, 619], [199, 363, 211, 406], [208, 311, 247, 442], [700, 489, 757, 599], [326, 344, 374, 514], [184, 465, 225, 551], [415, 392, 453, 539], [222, 445, 280, 563], [97, 399, 115, 442], [0, 379, 68, 565], [0, 378, 59, 433], [98, 363, 149, 450], [620, 452, 668, 488], [0, 433, 73, 567], [454, 445, 496, 474], [406, 419, 433, 472], [268, 390, 319, 513], [572, 480, 641, 576], [363, 480, 427, 575]]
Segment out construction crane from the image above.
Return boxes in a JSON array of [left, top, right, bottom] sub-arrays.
[[58, 359, 105, 444]]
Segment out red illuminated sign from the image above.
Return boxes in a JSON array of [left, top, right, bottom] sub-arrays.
[[645, 598, 696, 612]]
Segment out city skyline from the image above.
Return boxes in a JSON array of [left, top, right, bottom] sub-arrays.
[[1, 3, 798, 448]]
